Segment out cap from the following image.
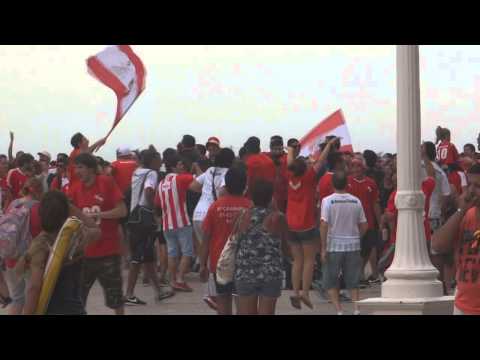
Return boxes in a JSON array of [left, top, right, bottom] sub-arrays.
[[38, 151, 51, 160], [206, 137, 220, 147], [117, 145, 132, 157]]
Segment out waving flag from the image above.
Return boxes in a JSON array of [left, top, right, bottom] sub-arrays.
[[299, 109, 354, 158], [87, 45, 146, 139]]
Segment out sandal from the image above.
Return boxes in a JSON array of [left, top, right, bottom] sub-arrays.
[[300, 295, 314, 310], [290, 296, 302, 310]]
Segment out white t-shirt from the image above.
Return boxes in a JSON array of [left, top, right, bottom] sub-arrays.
[[421, 161, 451, 219], [321, 192, 367, 252], [193, 167, 228, 222], [130, 168, 158, 211]]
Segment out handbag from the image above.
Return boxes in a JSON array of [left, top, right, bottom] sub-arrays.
[[127, 170, 156, 232], [216, 208, 248, 285]]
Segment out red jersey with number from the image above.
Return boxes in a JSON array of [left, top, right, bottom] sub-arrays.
[[454, 207, 480, 314], [202, 195, 252, 272], [245, 153, 276, 197], [347, 176, 379, 230], [6, 168, 28, 200], [111, 160, 138, 193], [437, 140, 459, 166], [155, 173, 194, 231], [287, 167, 317, 232], [67, 175, 124, 258]]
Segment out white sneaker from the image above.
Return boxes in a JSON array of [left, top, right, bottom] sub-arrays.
[[353, 310, 361, 315], [337, 311, 344, 315]]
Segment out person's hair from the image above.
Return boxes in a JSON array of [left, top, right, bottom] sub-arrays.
[[196, 144, 207, 156], [181, 134, 196, 148], [270, 135, 283, 148], [70, 132, 84, 149], [224, 167, 247, 196], [0, 154, 7, 161], [140, 148, 160, 168], [214, 148, 235, 168], [21, 177, 43, 198], [251, 180, 273, 208], [287, 138, 299, 147], [162, 148, 177, 161], [468, 163, 480, 175], [165, 153, 182, 170], [288, 158, 307, 177], [244, 137, 261, 154], [464, 143, 475, 153], [75, 153, 98, 170], [332, 170, 348, 190], [39, 190, 70, 233], [363, 150, 378, 168], [423, 141, 436, 161], [238, 147, 247, 159], [443, 128, 451, 139], [327, 151, 344, 170], [17, 153, 34, 168]]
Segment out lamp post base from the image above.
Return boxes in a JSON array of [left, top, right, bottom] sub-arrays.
[[357, 296, 454, 315]]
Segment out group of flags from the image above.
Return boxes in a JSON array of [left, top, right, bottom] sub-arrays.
[[87, 45, 354, 154]]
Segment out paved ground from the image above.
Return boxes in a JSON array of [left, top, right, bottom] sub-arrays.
[[1, 270, 382, 315]]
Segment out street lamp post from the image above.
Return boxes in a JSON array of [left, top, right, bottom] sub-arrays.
[[358, 45, 453, 314]]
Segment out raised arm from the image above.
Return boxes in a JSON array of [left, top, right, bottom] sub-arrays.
[[312, 137, 337, 174], [8, 131, 14, 164]]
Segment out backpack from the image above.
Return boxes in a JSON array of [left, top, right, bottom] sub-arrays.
[[0, 199, 38, 259]]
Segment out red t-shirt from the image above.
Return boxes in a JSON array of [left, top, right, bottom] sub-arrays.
[[202, 195, 252, 272], [5, 202, 41, 269], [67, 148, 82, 187], [448, 171, 467, 196], [317, 172, 334, 207], [245, 153, 276, 197], [287, 167, 317, 232], [6, 168, 28, 200], [67, 175, 124, 258], [154, 173, 194, 231], [437, 140, 459, 166], [347, 176, 379, 230], [50, 176, 70, 194], [386, 177, 436, 243], [454, 207, 480, 314], [111, 160, 138, 193]]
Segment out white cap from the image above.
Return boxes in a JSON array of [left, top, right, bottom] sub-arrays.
[[117, 145, 132, 157], [38, 151, 52, 160]]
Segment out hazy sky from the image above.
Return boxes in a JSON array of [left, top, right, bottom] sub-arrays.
[[1, 45, 479, 160]]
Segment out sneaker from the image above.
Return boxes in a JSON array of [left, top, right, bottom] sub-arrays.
[[203, 296, 218, 311], [337, 311, 344, 315], [339, 292, 352, 303], [368, 276, 381, 285], [124, 296, 147, 305], [0, 295, 12, 308], [353, 310, 361, 315], [156, 290, 175, 302], [359, 280, 370, 289], [172, 282, 193, 292]]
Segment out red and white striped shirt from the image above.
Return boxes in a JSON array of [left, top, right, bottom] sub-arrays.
[[155, 173, 194, 231]]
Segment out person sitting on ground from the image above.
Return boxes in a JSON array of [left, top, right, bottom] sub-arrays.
[[19, 190, 101, 315]]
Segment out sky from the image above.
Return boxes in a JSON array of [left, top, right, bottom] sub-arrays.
[[1, 45, 479, 161]]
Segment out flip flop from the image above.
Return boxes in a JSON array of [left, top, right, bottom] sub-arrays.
[[290, 296, 302, 310], [300, 296, 314, 310]]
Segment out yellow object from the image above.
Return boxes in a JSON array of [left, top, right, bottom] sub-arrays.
[[35, 217, 82, 315]]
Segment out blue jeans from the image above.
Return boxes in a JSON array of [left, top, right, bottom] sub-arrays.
[[164, 226, 194, 258]]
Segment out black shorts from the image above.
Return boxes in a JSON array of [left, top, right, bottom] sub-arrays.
[[81, 255, 124, 309], [361, 229, 381, 258], [288, 228, 317, 245], [213, 273, 235, 296], [128, 225, 156, 264]]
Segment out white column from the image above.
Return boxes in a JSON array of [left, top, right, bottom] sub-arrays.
[[381, 45, 443, 298]]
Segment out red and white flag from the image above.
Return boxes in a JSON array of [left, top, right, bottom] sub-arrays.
[[87, 45, 146, 139], [299, 109, 354, 158]]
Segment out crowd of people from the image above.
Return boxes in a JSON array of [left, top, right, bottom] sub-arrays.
[[0, 125, 479, 315]]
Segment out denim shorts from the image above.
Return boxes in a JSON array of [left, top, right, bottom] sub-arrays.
[[322, 251, 362, 290], [288, 228, 317, 245], [164, 226, 194, 258], [4, 267, 26, 306], [235, 279, 282, 298]]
